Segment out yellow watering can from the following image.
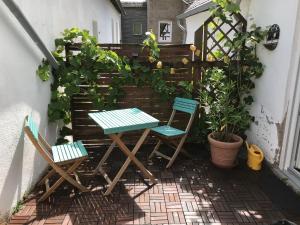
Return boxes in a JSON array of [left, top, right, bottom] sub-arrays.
[[246, 141, 264, 171]]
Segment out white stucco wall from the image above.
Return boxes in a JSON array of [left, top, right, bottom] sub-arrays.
[[246, 0, 299, 164], [184, 0, 300, 165], [185, 11, 210, 44], [0, 0, 120, 219]]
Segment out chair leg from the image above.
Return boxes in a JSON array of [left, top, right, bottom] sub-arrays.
[[149, 140, 162, 159], [105, 129, 156, 195], [38, 159, 88, 202], [166, 135, 187, 168], [38, 168, 56, 186], [169, 140, 192, 158]]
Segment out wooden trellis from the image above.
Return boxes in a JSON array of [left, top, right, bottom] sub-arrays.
[[194, 13, 247, 61]]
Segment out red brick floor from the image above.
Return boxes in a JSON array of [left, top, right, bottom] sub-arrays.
[[8, 145, 300, 225]]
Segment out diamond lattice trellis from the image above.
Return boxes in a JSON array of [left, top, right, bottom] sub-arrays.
[[194, 13, 247, 61]]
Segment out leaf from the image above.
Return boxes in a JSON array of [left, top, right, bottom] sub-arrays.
[[125, 64, 131, 72], [36, 60, 51, 81], [149, 33, 156, 41], [55, 38, 65, 47], [225, 3, 240, 13], [56, 137, 69, 145], [244, 95, 254, 105], [64, 84, 80, 96], [60, 126, 73, 136]]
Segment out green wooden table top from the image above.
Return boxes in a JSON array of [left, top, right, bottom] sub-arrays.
[[89, 108, 159, 134]]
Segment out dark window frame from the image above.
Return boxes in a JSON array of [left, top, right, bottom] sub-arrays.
[[132, 23, 143, 36]]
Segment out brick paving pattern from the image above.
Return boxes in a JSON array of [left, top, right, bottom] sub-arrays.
[[8, 145, 300, 225]]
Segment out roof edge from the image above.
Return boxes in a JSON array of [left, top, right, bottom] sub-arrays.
[[111, 0, 125, 15], [177, 1, 215, 19], [122, 2, 147, 8]]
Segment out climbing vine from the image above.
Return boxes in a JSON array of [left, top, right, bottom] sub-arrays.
[[37, 28, 180, 143], [197, 0, 267, 142]]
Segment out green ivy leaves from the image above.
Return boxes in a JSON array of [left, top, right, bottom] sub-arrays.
[[36, 29, 181, 143], [36, 60, 51, 81], [143, 31, 160, 60]]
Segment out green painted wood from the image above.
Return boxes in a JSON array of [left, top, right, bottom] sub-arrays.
[[76, 141, 88, 156], [59, 145, 68, 161], [173, 97, 199, 114], [26, 116, 39, 140], [89, 108, 159, 134], [52, 146, 60, 162], [63, 144, 72, 160], [52, 141, 88, 163], [71, 143, 80, 158], [151, 125, 186, 137], [67, 144, 76, 159]]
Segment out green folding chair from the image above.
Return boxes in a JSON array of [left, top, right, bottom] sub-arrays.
[[24, 116, 89, 202], [149, 97, 199, 168]]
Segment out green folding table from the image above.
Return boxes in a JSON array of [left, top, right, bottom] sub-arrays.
[[89, 108, 159, 195]]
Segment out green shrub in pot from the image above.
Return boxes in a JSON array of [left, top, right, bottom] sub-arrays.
[[196, 0, 267, 167], [200, 67, 253, 142], [199, 67, 254, 168]]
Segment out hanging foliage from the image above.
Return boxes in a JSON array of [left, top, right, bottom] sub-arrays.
[[37, 28, 184, 143]]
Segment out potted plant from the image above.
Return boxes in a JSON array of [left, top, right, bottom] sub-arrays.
[[196, 0, 267, 168], [200, 68, 254, 168]]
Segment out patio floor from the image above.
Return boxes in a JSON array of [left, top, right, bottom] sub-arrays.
[[8, 144, 300, 225]]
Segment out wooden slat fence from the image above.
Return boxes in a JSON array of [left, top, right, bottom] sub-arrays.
[[69, 44, 194, 149]]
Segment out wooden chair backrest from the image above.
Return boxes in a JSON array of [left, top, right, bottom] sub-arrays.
[[24, 116, 53, 163], [173, 97, 199, 114], [169, 97, 199, 132]]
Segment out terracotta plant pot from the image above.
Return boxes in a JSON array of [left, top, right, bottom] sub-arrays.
[[208, 132, 243, 168]]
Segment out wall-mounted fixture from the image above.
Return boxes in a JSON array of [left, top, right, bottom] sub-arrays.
[[264, 24, 280, 51]]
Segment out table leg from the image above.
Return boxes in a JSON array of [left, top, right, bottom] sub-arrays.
[[105, 129, 156, 195], [93, 133, 123, 175]]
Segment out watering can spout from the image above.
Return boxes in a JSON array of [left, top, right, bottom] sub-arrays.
[[246, 141, 264, 171]]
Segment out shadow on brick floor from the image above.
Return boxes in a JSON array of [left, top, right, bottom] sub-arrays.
[[8, 143, 300, 225]]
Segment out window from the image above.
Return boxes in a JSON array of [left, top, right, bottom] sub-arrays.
[[116, 21, 119, 43], [111, 19, 115, 43], [133, 23, 143, 35], [158, 21, 172, 43]]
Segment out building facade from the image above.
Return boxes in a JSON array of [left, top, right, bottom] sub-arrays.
[[0, 0, 122, 220], [147, 0, 186, 44], [121, 0, 147, 44]]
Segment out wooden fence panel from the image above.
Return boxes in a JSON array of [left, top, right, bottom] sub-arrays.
[[70, 44, 193, 148]]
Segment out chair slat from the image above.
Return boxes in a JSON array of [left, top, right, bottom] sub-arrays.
[[60, 145, 68, 161], [52, 141, 88, 163], [67, 144, 76, 159], [77, 141, 88, 156], [52, 146, 60, 162], [72, 142, 82, 158], [63, 144, 72, 161], [173, 97, 199, 114], [151, 125, 186, 137], [26, 116, 39, 139]]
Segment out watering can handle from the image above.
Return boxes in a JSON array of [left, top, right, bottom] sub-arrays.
[[260, 148, 264, 161], [245, 141, 250, 150]]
